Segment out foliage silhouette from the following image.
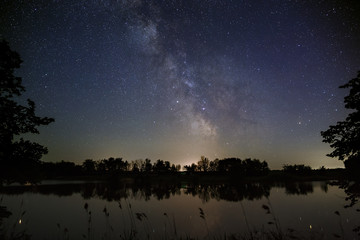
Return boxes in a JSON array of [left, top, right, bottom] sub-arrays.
[[144, 158, 152, 172], [282, 164, 312, 176], [82, 159, 96, 174], [184, 163, 197, 172], [197, 156, 210, 172], [41, 160, 82, 178], [153, 159, 171, 173], [0, 39, 54, 184], [321, 71, 360, 176], [217, 158, 269, 176]]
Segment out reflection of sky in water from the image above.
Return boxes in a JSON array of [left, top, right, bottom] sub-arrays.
[[1, 182, 359, 239]]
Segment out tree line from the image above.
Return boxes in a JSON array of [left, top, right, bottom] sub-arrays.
[[40, 157, 337, 180], [40, 156, 270, 178], [183, 156, 269, 176]]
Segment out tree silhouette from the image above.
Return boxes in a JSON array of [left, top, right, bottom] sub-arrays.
[[153, 159, 171, 173], [209, 158, 219, 171], [82, 159, 96, 174], [197, 156, 210, 172], [217, 158, 243, 173], [0, 39, 54, 184], [102, 157, 128, 174], [132, 162, 140, 172], [144, 158, 152, 172], [217, 158, 269, 176], [184, 163, 197, 172], [283, 164, 312, 176], [321, 71, 360, 175]]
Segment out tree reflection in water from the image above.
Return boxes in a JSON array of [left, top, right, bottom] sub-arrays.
[[330, 180, 360, 237], [0, 180, 324, 202]]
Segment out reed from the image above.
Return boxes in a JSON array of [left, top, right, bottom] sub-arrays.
[[0, 200, 355, 240], [0, 199, 31, 240]]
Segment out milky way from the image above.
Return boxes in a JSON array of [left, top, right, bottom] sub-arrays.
[[1, 0, 360, 168]]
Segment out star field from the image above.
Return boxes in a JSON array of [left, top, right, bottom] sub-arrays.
[[1, 0, 360, 168]]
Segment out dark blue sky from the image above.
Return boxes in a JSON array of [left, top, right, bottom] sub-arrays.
[[1, 0, 360, 168]]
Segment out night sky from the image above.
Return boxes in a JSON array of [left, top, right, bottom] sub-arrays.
[[1, 0, 360, 169]]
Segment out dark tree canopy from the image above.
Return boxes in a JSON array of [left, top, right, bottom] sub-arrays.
[[217, 158, 269, 176], [0, 39, 54, 184], [321, 71, 360, 172]]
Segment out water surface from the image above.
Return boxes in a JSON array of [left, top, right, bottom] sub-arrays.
[[1, 180, 359, 239]]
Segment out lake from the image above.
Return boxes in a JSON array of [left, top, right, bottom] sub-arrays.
[[0, 180, 359, 239]]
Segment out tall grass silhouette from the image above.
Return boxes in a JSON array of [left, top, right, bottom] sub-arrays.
[[0, 199, 31, 240]]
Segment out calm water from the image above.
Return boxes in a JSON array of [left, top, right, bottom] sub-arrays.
[[0, 180, 359, 239]]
